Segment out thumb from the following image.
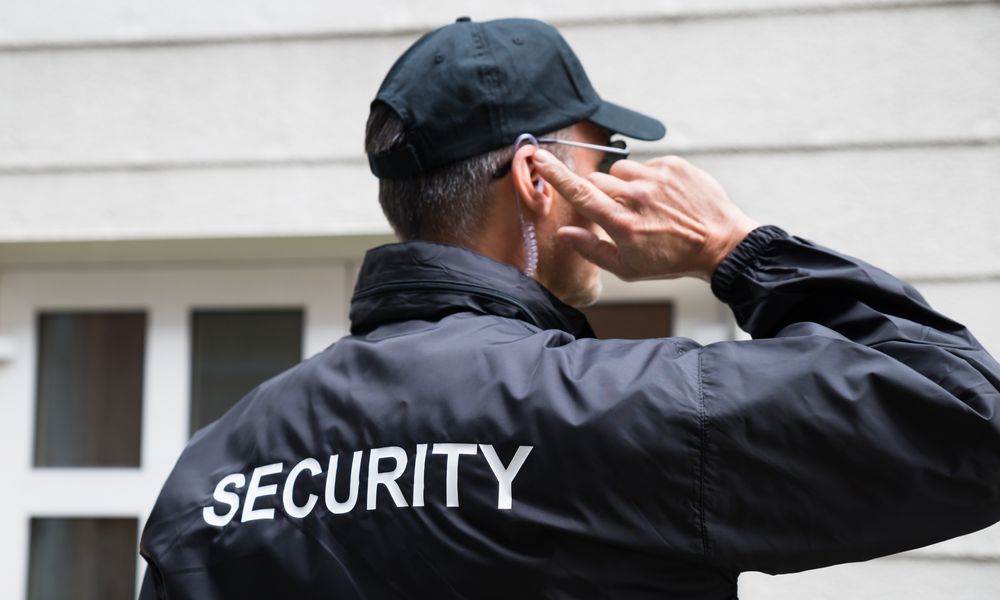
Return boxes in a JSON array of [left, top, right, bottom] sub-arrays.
[[557, 226, 625, 275]]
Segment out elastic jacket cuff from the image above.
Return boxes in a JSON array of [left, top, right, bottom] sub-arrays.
[[710, 224, 790, 304]]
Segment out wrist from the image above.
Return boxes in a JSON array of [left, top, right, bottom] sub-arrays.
[[709, 223, 791, 301], [702, 217, 761, 282]]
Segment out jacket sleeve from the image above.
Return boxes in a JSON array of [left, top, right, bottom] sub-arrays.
[[699, 224, 1000, 574], [138, 565, 163, 600]]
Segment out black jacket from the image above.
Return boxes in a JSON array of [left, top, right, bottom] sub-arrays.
[[139, 224, 1000, 599]]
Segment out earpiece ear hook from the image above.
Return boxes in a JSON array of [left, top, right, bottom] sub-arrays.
[[514, 133, 539, 149], [513, 133, 544, 193]]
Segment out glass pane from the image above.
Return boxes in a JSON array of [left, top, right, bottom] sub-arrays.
[[34, 312, 146, 467], [580, 302, 673, 340], [27, 517, 137, 600], [190, 309, 303, 434]]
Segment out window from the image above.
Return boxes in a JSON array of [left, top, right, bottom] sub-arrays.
[[33, 312, 146, 467], [27, 517, 138, 600], [580, 302, 673, 339], [0, 263, 352, 599], [189, 309, 304, 434]]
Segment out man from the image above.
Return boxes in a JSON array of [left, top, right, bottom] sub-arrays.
[[139, 17, 1000, 599]]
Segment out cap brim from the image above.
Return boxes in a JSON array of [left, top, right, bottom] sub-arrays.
[[588, 100, 666, 141]]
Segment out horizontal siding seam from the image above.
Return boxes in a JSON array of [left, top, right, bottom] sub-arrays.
[[0, 0, 995, 53], [2, 136, 998, 177]]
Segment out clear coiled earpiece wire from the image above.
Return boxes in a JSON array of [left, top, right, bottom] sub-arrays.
[[513, 133, 542, 277]]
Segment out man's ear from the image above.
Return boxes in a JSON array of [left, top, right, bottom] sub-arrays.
[[510, 144, 553, 218]]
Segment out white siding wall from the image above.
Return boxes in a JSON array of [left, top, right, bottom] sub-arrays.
[[1, 1, 998, 597]]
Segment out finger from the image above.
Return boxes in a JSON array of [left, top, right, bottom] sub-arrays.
[[608, 159, 659, 182], [534, 149, 627, 227], [586, 172, 632, 202], [644, 155, 687, 172], [557, 226, 625, 275]]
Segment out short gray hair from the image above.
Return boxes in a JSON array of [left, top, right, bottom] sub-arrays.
[[364, 103, 575, 243]]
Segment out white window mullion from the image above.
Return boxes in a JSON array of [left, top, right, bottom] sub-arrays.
[[141, 301, 191, 508]]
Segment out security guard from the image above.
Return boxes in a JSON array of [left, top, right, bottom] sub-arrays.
[[139, 17, 1000, 599]]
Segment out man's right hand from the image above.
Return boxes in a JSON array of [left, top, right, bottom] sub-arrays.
[[533, 149, 761, 283]]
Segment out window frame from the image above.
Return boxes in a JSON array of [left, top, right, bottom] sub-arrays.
[[0, 262, 350, 600]]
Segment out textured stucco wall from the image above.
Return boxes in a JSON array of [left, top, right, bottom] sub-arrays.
[[0, 1, 998, 597]]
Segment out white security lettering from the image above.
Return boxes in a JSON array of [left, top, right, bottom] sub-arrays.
[[325, 451, 363, 514], [432, 443, 478, 507], [367, 446, 409, 510], [479, 445, 532, 510], [282, 458, 322, 518], [207, 442, 534, 522], [412, 443, 428, 507], [203, 473, 246, 527], [241, 462, 283, 522]]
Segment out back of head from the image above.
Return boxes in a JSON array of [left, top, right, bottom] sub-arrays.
[[365, 103, 575, 243], [364, 17, 666, 243]]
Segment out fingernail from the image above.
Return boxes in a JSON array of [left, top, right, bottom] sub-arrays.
[[534, 149, 552, 165]]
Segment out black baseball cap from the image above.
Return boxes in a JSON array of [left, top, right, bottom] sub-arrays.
[[368, 17, 666, 179]]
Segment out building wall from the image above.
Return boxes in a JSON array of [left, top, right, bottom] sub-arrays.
[[0, 1, 998, 597]]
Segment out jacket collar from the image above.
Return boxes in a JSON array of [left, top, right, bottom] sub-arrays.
[[350, 241, 595, 338]]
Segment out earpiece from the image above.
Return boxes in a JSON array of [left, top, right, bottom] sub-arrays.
[[513, 134, 545, 196], [514, 133, 539, 149], [521, 220, 538, 278], [513, 133, 542, 277]]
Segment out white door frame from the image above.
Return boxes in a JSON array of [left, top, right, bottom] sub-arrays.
[[0, 262, 350, 599]]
